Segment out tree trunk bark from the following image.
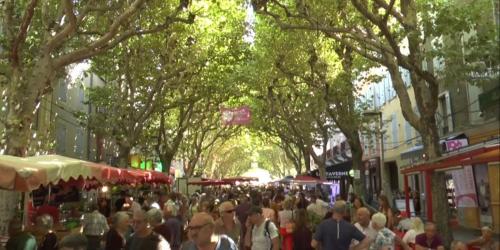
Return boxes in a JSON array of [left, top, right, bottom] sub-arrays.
[[159, 151, 175, 173], [117, 145, 131, 168], [301, 146, 311, 173], [421, 116, 453, 246], [184, 159, 197, 177], [347, 134, 365, 198], [4, 57, 54, 156]]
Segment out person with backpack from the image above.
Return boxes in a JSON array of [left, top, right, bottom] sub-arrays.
[[181, 212, 238, 250], [244, 206, 280, 250]]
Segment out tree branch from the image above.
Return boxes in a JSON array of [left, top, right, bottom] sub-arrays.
[[53, 11, 194, 68], [10, 0, 38, 67], [45, 0, 78, 52]]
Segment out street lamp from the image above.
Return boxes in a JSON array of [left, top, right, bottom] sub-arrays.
[[363, 110, 392, 203]]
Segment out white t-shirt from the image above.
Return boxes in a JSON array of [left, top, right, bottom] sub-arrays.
[[402, 229, 422, 244], [251, 220, 279, 250], [351, 222, 378, 249]]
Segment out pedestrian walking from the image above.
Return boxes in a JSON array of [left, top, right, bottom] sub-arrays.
[[292, 209, 313, 250], [311, 200, 370, 250], [5, 217, 37, 250], [125, 209, 170, 250], [244, 206, 280, 250], [181, 212, 238, 250], [378, 195, 394, 230], [81, 204, 109, 250], [105, 212, 130, 250], [414, 222, 445, 250], [58, 234, 88, 250], [368, 213, 396, 250], [214, 201, 241, 245], [352, 207, 377, 250], [33, 214, 57, 250]]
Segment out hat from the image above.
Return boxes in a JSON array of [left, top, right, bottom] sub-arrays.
[[247, 206, 263, 216]]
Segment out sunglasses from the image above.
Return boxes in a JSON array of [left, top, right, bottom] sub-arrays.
[[187, 222, 210, 231], [224, 209, 235, 213]]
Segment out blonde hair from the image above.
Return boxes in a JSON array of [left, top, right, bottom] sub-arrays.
[[283, 199, 293, 210], [371, 212, 387, 228], [411, 217, 424, 233]]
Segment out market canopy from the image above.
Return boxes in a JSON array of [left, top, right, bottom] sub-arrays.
[[0, 154, 171, 192], [188, 179, 227, 186], [222, 176, 258, 183], [292, 175, 325, 185]]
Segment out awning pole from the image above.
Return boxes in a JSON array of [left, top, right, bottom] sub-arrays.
[[47, 184, 52, 202], [425, 170, 433, 221], [22, 191, 29, 229], [404, 175, 410, 216]]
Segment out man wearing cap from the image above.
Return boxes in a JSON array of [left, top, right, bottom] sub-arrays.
[[244, 206, 280, 250], [312, 200, 370, 250], [214, 201, 241, 245]]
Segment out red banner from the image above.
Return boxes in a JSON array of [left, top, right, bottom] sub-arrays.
[[221, 106, 251, 125]]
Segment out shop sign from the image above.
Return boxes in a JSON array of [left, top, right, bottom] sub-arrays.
[[445, 139, 468, 152], [326, 171, 349, 179]]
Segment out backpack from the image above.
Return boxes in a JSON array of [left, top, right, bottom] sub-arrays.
[[252, 220, 273, 250]]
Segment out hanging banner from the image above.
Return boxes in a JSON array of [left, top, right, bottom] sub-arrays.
[[221, 106, 251, 125], [445, 138, 469, 152], [451, 165, 478, 208]]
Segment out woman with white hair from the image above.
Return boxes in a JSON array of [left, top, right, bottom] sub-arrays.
[[402, 217, 424, 245], [369, 212, 396, 250]]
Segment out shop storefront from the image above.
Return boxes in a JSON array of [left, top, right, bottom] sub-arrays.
[[401, 139, 500, 232], [311, 160, 352, 199]]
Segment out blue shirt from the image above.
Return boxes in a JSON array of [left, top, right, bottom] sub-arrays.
[[314, 218, 366, 250]]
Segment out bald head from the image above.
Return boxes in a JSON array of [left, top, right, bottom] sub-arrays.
[[188, 212, 216, 246], [190, 212, 215, 226], [356, 207, 371, 227]]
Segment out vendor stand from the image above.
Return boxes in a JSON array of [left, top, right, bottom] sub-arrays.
[[0, 154, 172, 247]]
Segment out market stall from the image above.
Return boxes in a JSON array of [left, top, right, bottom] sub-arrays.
[[0, 154, 172, 241]]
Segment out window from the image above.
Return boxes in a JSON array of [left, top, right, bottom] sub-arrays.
[[405, 120, 413, 144], [56, 122, 67, 154], [57, 79, 68, 102], [438, 91, 453, 135], [79, 86, 85, 104], [75, 128, 85, 157], [391, 114, 399, 147]]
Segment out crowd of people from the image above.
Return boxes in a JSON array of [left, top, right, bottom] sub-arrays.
[[2, 185, 499, 250]]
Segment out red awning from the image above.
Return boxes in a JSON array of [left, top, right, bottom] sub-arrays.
[[292, 175, 325, 185], [188, 180, 227, 186], [401, 141, 499, 174], [222, 177, 258, 183]]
